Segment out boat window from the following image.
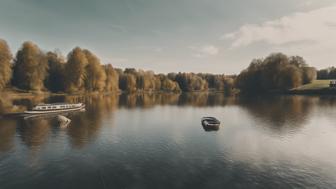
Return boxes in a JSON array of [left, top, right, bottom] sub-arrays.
[[42, 107, 46, 109], [52, 106, 56, 109]]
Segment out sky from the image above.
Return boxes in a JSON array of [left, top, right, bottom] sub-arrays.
[[0, 0, 335, 74]]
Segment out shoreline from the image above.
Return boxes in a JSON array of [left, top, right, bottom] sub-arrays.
[[0, 88, 238, 98], [285, 88, 336, 95], [2, 88, 336, 99]]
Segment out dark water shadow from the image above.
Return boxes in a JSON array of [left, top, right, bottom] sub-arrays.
[[236, 95, 319, 134]]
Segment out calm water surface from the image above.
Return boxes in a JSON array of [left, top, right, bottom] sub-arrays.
[[1, 93, 336, 189]]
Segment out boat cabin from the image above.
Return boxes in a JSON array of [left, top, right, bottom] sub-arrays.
[[32, 103, 82, 111]]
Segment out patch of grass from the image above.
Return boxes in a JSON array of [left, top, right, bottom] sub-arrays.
[[294, 80, 331, 90]]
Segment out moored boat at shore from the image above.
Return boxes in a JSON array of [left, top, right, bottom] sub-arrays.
[[24, 103, 85, 114]]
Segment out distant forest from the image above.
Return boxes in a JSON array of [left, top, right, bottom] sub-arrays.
[[0, 39, 234, 95], [0, 39, 328, 95]]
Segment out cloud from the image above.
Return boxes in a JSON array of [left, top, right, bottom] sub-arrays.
[[190, 45, 219, 58], [201, 45, 219, 55], [223, 5, 336, 48]]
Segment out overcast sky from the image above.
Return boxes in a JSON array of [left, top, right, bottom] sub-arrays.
[[0, 0, 335, 74]]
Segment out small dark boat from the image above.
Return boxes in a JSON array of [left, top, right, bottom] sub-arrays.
[[201, 117, 220, 131], [201, 117, 220, 127]]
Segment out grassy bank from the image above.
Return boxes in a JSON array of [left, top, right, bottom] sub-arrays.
[[289, 80, 336, 95]]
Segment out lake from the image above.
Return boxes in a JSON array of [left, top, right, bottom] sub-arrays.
[[1, 93, 336, 189]]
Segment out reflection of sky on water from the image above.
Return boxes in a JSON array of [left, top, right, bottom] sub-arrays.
[[1, 94, 336, 188]]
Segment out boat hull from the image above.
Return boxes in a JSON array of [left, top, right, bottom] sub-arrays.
[[201, 117, 220, 131], [202, 124, 219, 131]]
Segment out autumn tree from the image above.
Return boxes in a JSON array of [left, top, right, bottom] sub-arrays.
[[175, 73, 208, 92], [137, 70, 156, 91], [119, 73, 137, 92], [83, 50, 106, 92], [302, 67, 317, 84], [114, 68, 123, 75], [202, 74, 227, 91], [64, 47, 88, 93], [224, 77, 234, 95], [161, 77, 181, 92], [289, 55, 316, 84], [0, 39, 12, 90], [153, 75, 162, 91], [104, 64, 119, 93], [124, 68, 137, 75], [12, 41, 48, 91], [236, 53, 316, 93], [45, 51, 66, 92]]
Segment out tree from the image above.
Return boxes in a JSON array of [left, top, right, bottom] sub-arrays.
[[64, 47, 88, 93], [45, 51, 66, 92], [260, 53, 289, 91], [12, 41, 48, 91], [175, 73, 208, 92], [119, 73, 137, 92], [137, 70, 156, 91], [236, 53, 316, 93], [224, 77, 234, 95], [302, 67, 317, 84], [161, 78, 181, 92], [289, 56, 307, 68], [104, 64, 119, 92], [235, 59, 264, 93], [0, 39, 12, 90], [317, 67, 336, 79], [154, 75, 162, 91], [278, 65, 302, 89], [83, 50, 106, 92]]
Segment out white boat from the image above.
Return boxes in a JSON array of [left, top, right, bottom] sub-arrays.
[[24, 103, 85, 114]]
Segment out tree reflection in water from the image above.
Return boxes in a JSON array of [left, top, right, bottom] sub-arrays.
[[65, 94, 118, 148], [1, 93, 336, 151], [18, 118, 51, 149], [0, 119, 17, 152], [238, 95, 319, 133], [119, 93, 180, 108]]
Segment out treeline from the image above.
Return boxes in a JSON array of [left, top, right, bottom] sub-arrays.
[[317, 67, 336, 79], [236, 53, 317, 94], [116, 69, 234, 94], [0, 39, 234, 94], [0, 39, 319, 95]]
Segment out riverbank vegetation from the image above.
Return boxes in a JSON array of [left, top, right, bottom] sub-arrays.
[[317, 67, 336, 80], [0, 39, 328, 96], [0, 39, 235, 95], [235, 53, 317, 94]]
